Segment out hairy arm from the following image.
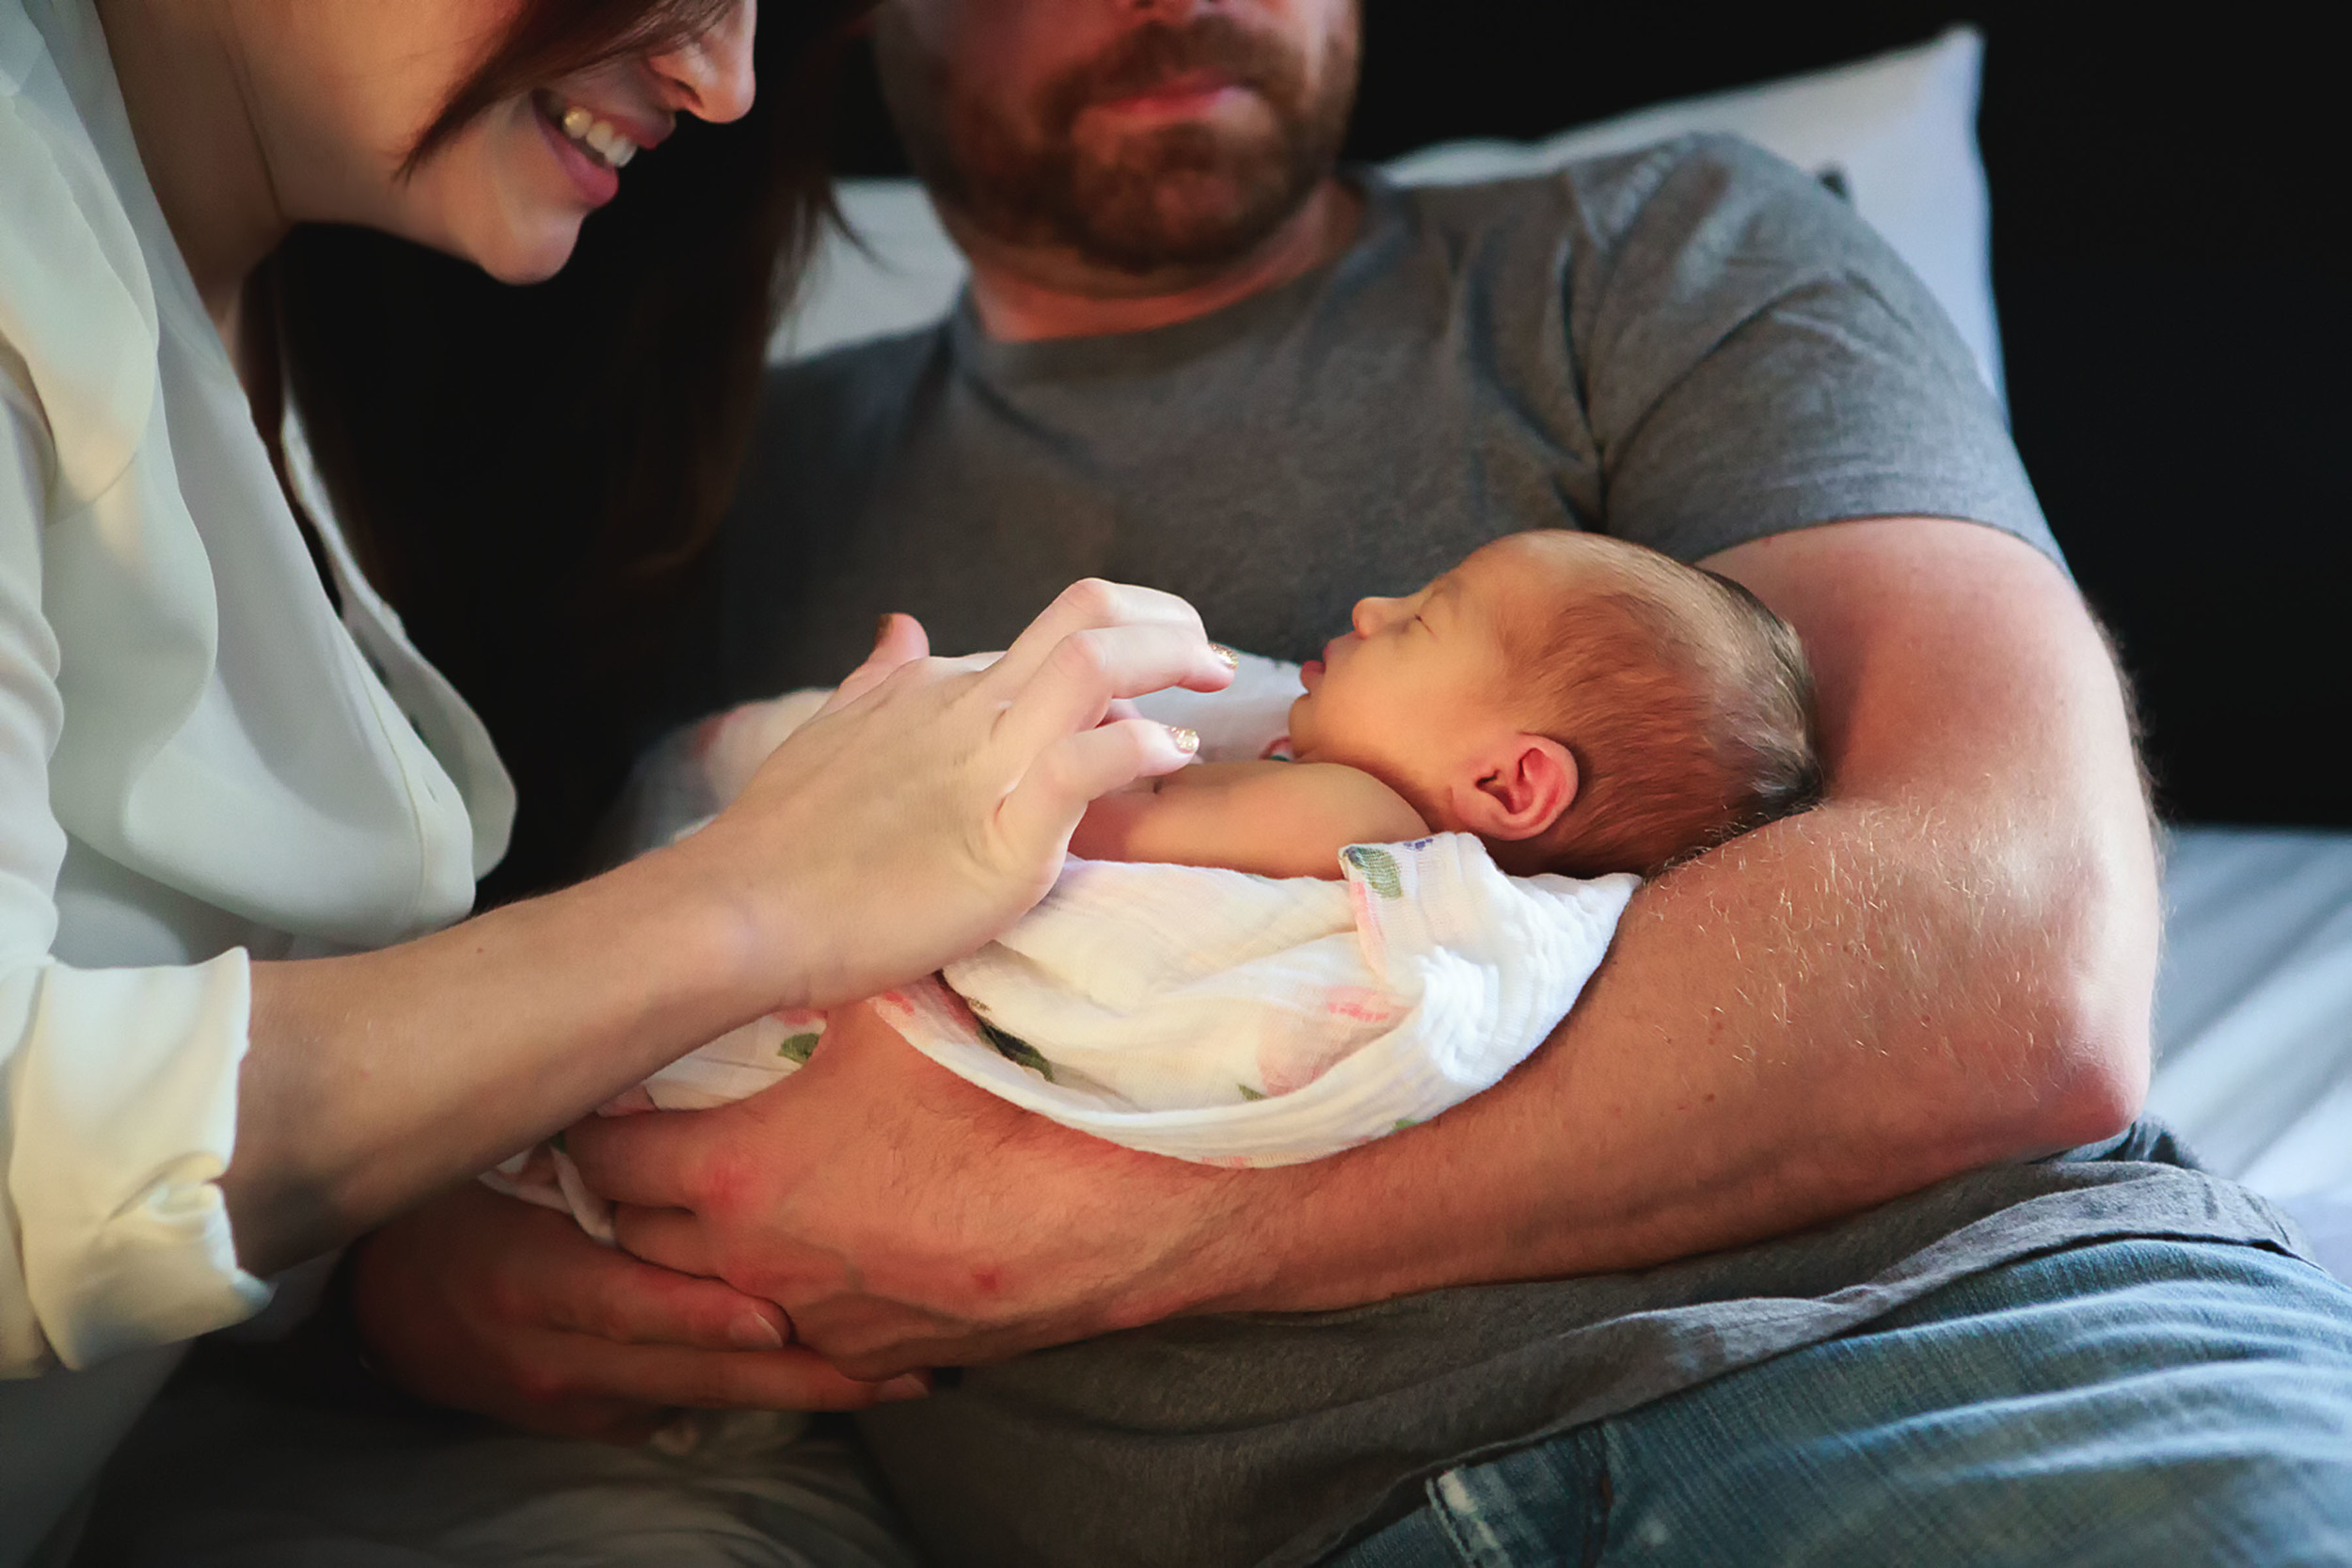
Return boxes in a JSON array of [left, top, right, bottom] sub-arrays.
[[568, 515, 2159, 1373], [1070, 760, 1428, 878], [1187, 515, 2157, 1308]]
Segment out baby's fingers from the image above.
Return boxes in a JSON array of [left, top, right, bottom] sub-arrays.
[[998, 719, 1199, 858]]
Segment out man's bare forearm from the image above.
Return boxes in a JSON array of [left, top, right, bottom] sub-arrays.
[[1171, 519, 2160, 1317]]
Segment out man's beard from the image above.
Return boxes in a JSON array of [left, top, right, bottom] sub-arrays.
[[880, 13, 1359, 277]]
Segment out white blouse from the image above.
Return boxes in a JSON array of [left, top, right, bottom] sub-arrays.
[[1, 0, 513, 1544]]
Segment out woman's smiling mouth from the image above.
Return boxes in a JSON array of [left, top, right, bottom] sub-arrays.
[[567, 105, 636, 166], [531, 89, 667, 207]]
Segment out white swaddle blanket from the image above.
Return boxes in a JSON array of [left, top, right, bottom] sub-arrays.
[[487, 657, 1638, 1234]]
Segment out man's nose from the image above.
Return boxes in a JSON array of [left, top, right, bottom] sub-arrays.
[[649, 0, 757, 125]]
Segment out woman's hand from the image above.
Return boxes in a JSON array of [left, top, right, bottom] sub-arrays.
[[671, 579, 1232, 1012], [349, 1183, 929, 1443], [230, 580, 1225, 1279]]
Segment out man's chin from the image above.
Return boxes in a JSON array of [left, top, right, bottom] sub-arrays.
[[1060, 166, 1308, 274]]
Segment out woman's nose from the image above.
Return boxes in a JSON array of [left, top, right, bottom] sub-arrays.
[[649, 0, 757, 124]]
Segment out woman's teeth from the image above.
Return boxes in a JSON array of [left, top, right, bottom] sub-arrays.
[[556, 103, 638, 169]]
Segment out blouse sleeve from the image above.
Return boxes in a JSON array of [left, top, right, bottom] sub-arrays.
[[0, 353, 269, 1377]]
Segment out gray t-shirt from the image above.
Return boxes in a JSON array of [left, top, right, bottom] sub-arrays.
[[682, 137, 2304, 1568]]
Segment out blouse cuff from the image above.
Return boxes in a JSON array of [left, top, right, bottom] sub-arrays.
[[9, 951, 271, 1369]]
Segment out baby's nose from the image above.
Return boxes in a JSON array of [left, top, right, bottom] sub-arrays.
[[1352, 596, 1400, 636]]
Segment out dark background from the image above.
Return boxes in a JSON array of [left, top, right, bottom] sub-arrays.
[[823, 6, 2348, 829]]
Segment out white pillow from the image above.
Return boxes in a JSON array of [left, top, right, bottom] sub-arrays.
[[774, 26, 2003, 400]]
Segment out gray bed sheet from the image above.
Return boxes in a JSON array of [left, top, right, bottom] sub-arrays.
[[2150, 825, 2352, 1281]]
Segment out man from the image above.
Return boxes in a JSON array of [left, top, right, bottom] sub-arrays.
[[350, 1, 2352, 1563]]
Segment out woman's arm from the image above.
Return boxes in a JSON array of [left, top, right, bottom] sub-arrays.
[[221, 585, 1232, 1277], [1069, 760, 1427, 878]]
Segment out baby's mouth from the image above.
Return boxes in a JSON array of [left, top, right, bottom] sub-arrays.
[[535, 89, 639, 170]]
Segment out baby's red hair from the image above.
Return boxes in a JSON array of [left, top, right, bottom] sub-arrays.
[[1493, 533, 1821, 879]]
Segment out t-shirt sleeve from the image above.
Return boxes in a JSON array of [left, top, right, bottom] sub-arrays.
[[1560, 135, 2058, 568]]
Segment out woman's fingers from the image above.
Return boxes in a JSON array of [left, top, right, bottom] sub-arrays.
[[986, 578, 1223, 696], [818, 611, 930, 717], [993, 623, 1230, 763], [690, 578, 1230, 1010], [998, 719, 1199, 855]]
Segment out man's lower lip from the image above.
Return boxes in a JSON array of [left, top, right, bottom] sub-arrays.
[[1093, 82, 1247, 117], [534, 97, 619, 207]]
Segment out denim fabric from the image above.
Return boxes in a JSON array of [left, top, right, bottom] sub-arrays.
[[1328, 1239, 2352, 1567]]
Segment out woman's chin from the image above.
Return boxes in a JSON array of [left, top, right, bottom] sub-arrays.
[[467, 219, 585, 285]]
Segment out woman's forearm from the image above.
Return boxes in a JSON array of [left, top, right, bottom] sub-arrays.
[[222, 583, 1231, 1279], [224, 836, 771, 1276]]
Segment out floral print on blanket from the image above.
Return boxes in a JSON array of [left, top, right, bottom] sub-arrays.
[[976, 1016, 1057, 1084], [768, 1006, 828, 1065], [1341, 844, 1404, 899]]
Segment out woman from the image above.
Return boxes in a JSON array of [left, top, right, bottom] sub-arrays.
[[0, 0, 1225, 1557]]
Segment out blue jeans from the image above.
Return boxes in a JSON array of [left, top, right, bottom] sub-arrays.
[[1327, 1239, 2352, 1567]]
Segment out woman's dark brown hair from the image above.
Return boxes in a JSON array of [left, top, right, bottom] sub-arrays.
[[262, 0, 865, 904]]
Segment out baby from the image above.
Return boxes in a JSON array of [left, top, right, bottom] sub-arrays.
[[488, 529, 1821, 1222], [1072, 529, 1820, 886]]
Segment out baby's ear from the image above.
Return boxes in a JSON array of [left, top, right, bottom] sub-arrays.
[[1452, 735, 1579, 842]]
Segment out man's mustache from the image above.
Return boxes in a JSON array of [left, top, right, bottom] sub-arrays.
[[1041, 15, 1304, 128]]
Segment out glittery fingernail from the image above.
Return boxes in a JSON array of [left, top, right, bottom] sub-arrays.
[[1209, 642, 1240, 670], [1168, 725, 1200, 754]]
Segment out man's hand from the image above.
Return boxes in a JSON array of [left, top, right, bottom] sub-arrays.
[[349, 1182, 930, 1439], [564, 1002, 1256, 1378]]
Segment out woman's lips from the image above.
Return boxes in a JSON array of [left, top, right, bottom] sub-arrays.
[[533, 95, 620, 208]]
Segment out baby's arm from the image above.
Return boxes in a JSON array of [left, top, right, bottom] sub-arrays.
[[1071, 761, 1430, 879]]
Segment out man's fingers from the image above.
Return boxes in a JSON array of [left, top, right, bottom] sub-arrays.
[[610, 1203, 723, 1283], [541, 1243, 786, 1351], [998, 720, 1199, 854], [568, 1340, 930, 1413], [564, 1108, 728, 1211]]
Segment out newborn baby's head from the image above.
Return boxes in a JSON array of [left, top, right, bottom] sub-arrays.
[[1288, 530, 1820, 878]]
